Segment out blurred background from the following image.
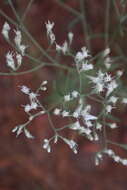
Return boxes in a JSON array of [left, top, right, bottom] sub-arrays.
[[0, 0, 127, 189]]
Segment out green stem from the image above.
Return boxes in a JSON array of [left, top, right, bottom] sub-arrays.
[[79, 0, 91, 51], [105, 0, 110, 47], [21, 0, 34, 22], [54, 0, 82, 18]]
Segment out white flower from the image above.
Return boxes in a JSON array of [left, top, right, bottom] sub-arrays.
[[31, 102, 38, 110], [14, 29, 22, 47], [81, 63, 93, 71], [19, 44, 27, 56], [53, 108, 61, 115], [64, 94, 71, 102], [43, 139, 51, 153], [104, 73, 112, 82], [79, 127, 91, 135], [96, 123, 102, 130], [2, 22, 11, 40], [94, 133, 99, 141], [113, 155, 120, 162], [42, 80, 48, 85], [14, 29, 27, 56], [121, 159, 127, 166], [69, 121, 81, 130], [68, 32, 74, 44], [24, 104, 31, 112], [84, 114, 97, 124], [75, 46, 90, 63], [108, 96, 118, 104], [45, 20, 54, 36], [104, 149, 114, 156], [105, 105, 113, 113], [24, 128, 34, 139], [20, 85, 30, 94], [72, 111, 79, 118], [63, 138, 78, 154], [71, 90, 79, 98], [29, 92, 38, 102], [12, 125, 24, 137], [116, 70, 123, 77], [86, 120, 93, 127], [109, 123, 118, 129], [6, 51, 16, 71], [45, 21, 55, 44], [61, 110, 69, 117], [49, 32, 55, 44], [56, 41, 68, 54], [106, 80, 118, 96], [16, 53, 22, 67]]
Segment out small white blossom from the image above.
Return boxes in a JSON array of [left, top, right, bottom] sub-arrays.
[[71, 90, 79, 98], [24, 104, 31, 112], [19, 44, 27, 56], [68, 32, 74, 44], [43, 139, 51, 153], [75, 46, 90, 63], [64, 94, 71, 102], [108, 96, 118, 104], [24, 128, 34, 139], [104, 149, 115, 156], [105, 105, 113, 113], [6, 51, 16, 71], [45, 20, 54, 36], [61, 110, 69, 117], [20, 85, 30, 94], [69, 121, 81, 130], [16, 53, 22, 67], [56, 41, 68, 54], [72, 111, 79, 118], [109, 123, 118, 129], [106, 80, 118, 96], [96, 123, 102, 130], [12, 125, 24, 137], [104, 73, 112, 82], [63, 138, 78, 154], [121, 159, 127, 166], [81, 63, 93, 72], [116, 70, 123, 77], [53, 108, 61, 115], [113, 155, 121, 162], [62, 41, 68, 54], [31, 102, 38, 110], [14, 29, 22, 47], [2, 22, 11, 40], [94, 133, 99, 141], [49, 32, 55, 44], [14, 29, 27, 56]]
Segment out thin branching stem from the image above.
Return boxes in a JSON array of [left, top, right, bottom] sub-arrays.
[[79, 0, 91, 51], [105, 0, 110, 47], [21, 0, 34, 22]]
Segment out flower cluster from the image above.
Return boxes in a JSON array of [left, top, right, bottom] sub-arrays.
[[9, 20, 127, 167], [2, 22, 27, 71], [12, 81, 47, 138], [95, 149, 127, 166]]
